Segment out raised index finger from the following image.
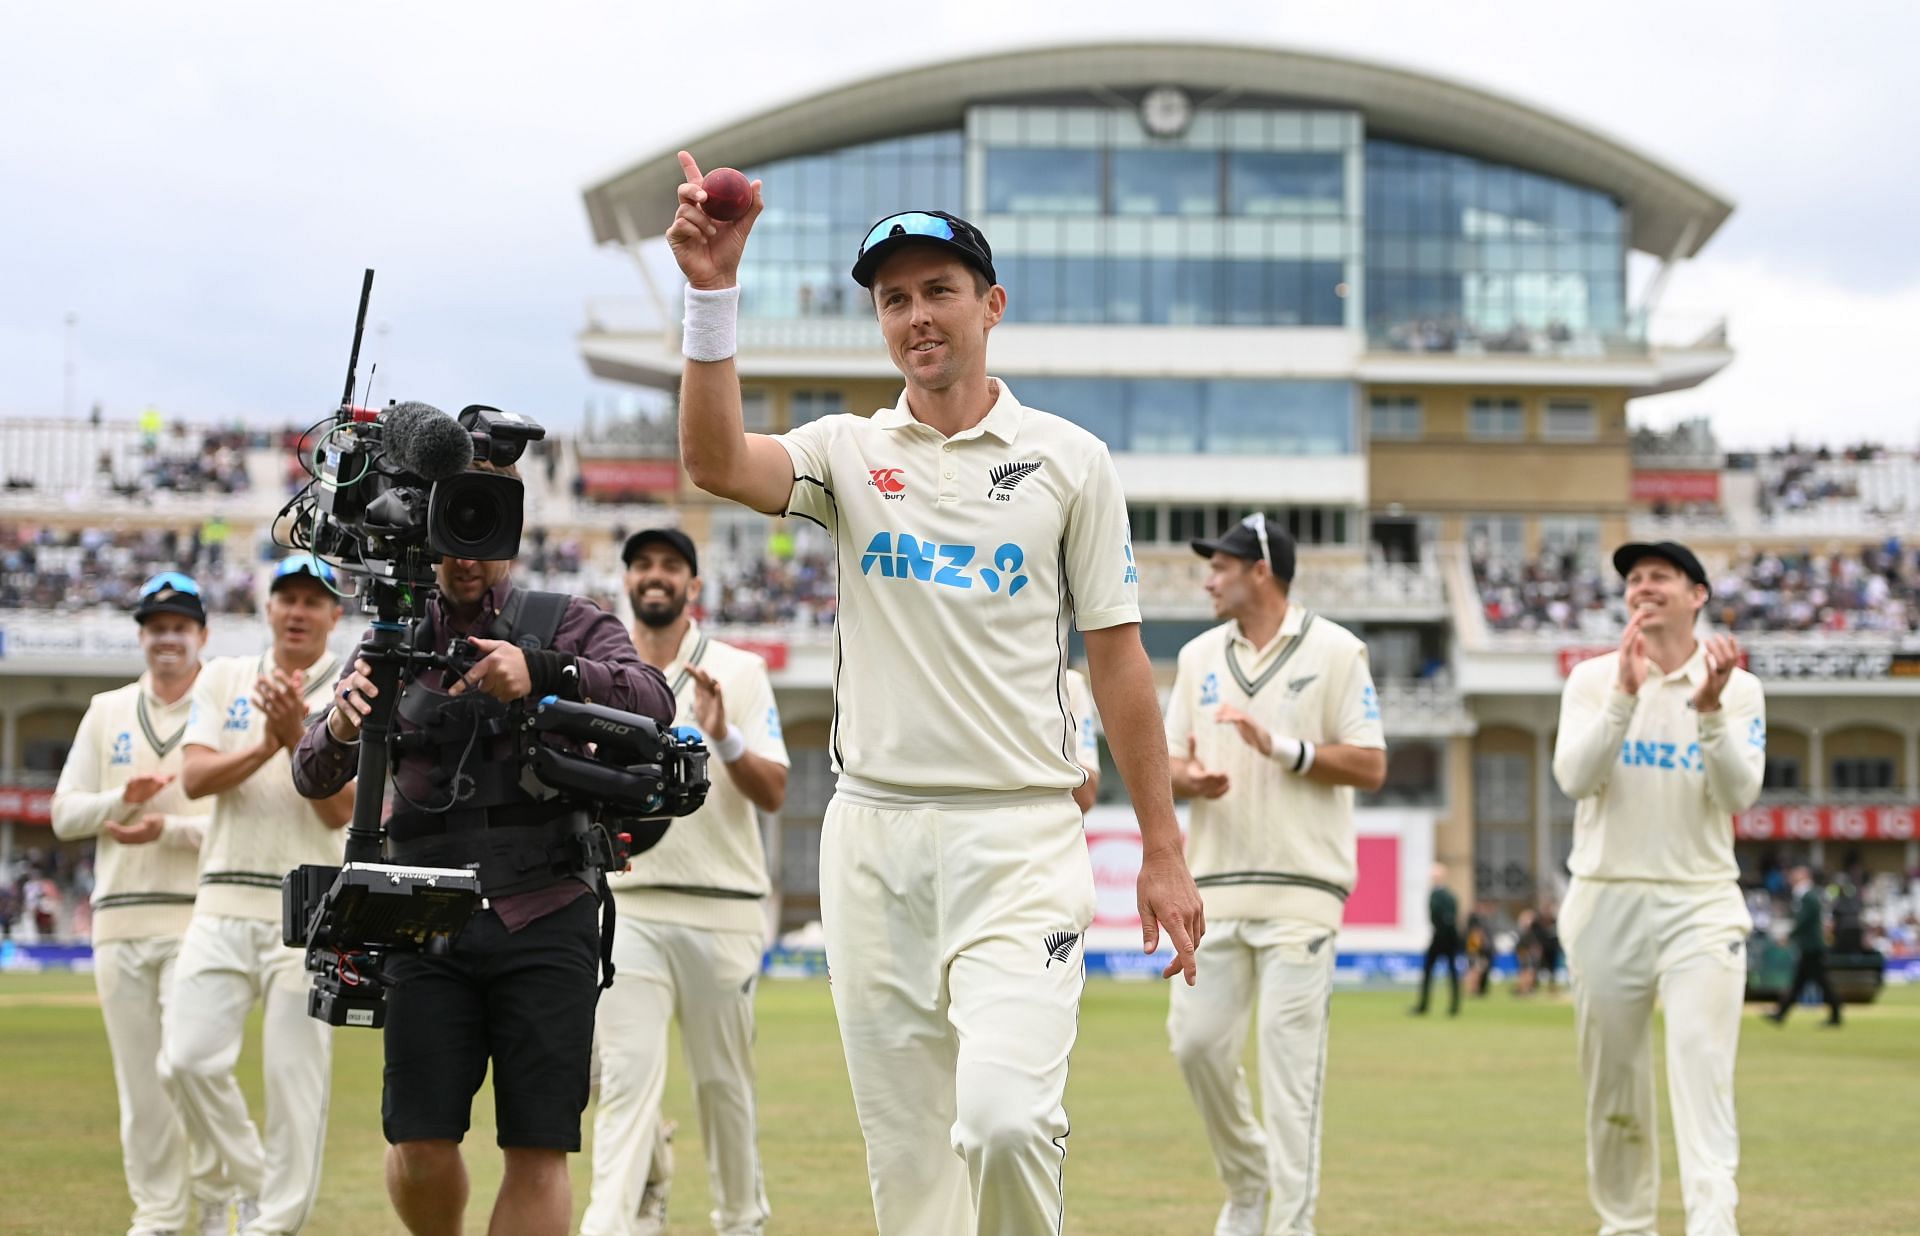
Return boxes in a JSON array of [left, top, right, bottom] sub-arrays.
[[678, 150, 706, 186]]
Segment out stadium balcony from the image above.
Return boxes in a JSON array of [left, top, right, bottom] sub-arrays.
[[1134, 545, 1447, 622]]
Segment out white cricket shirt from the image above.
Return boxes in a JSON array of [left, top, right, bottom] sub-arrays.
[[52, 673, 210, 942], [182, 650, 345, 920], [1553, 645, 1765, 883], [1165, 609, 1386, 929], [611, 623, 789, 933], [776, 379, 1139, 796]]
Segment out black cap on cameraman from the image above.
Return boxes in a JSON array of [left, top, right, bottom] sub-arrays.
[[622, 528, 698, 576]]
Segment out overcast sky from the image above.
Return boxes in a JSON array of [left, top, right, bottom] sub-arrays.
[[2, 1, 1913, 450]]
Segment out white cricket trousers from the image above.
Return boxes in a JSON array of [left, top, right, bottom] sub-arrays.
[[163, 915, 333, 1236], [1561, 878, 1750, 1236], [821, 793, 1094, 1236], [584, 917, 769, 1236], [1167, 917, 1337, 1236], [94, 935, 228, 1235]]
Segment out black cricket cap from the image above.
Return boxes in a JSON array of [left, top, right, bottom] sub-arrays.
[[1192, 517, 1296, 585], [851, 210, 997, 290], [132, 571, 208, 626], [1613, 540, 1709, 594], [622, 528, 698, 576]]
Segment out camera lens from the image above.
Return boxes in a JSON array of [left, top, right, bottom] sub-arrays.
[[443, 493, 501, 550]]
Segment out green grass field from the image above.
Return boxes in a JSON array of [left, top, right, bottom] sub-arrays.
[[2, 974, 1914, 1234]]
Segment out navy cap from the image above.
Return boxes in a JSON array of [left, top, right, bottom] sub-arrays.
[[1613, 541, 1710, 595], [133, 571, 208, 626], [851, 210, 997, 290], [622, 528, 698, 576], [1192, 515, 1296, 585], [269, 553, 337, 593]]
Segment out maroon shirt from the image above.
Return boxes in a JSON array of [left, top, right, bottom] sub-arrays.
[[292, 577, 672, 929]]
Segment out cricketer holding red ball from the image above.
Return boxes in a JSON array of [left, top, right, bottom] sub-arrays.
[[661, 150, 1204, 1236]]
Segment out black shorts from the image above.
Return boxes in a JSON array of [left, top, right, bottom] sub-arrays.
[[381, 893, 601, 1150]]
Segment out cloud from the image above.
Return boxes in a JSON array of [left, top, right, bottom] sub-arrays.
[[0, 0, 1913, 447], [1641, 257, 1920, 451]]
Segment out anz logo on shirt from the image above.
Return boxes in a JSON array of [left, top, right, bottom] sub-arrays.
[[766, 705, 783, 741], [1619, 739, 1705, 774], [1747, 717, 1767, 750], [1200, 672, 1220, 707], [1361, 684, 1381, 723], [110, 732, 134, 767], [224, 698, 252, 732], [859, 532, 1030, 596]]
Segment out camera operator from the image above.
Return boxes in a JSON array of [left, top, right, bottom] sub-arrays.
[[290, 464, 675, 1236]]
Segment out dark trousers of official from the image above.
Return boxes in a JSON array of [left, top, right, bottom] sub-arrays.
[[1773, 948, 1842, 1024], [1416, 938, 1460, 1015]]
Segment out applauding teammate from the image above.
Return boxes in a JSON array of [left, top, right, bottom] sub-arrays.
[[168, 555, 355, 1236], [1165, 515, 1386, 1236], [586, 528, 787, 1236], [1553, 541, 1765, 1236], [52, 574, 228, 1236]]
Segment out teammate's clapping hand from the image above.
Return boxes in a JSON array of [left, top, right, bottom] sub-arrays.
[[106, 813, 166, 846], [1215, 704, 1274, 758], [254, 669, 308, 751], [119, 771, 173, 805], [665, 151, 764, 290], [1181, 735, 1232, 799], [1693, 633, 1741, 714], [1616, 612, 1650, 696], [686, 664, 730, 743]]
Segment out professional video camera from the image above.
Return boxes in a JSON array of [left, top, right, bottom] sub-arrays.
[[279, 270, 710, 1029]]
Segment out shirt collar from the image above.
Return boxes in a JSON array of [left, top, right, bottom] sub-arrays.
[[873, 377, 1025, 445], [136, 671, 192, 712], [670, 619, 704, 673], [1663, 641, 1710, 688], [1230, 604, 1306, 659]]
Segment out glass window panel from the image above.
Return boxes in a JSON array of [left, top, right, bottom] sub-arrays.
[[1128, 380, 1204, 453], [1127, 503, 1162, 544], [1468, 398, 1526, 440], [985, 148, 1102, 213], [1543, 398, 1596, 441], [1168, 506, 1209, 543], [1229, 152, 1345, 216], [1111, 149, 1220, 215]]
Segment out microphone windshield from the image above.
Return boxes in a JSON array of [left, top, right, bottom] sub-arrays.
[[383, 401, 474, 482]]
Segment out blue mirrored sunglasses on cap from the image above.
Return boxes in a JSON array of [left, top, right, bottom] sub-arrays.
[[139, 571, 203, 598], [859, 211, 958, 257], [273, 553, 336, 584]]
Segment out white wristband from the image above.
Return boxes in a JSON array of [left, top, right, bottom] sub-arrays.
[[712, 726, 748, 764], [1269, 732, 1315, 774], [682, 284, 741, 362]]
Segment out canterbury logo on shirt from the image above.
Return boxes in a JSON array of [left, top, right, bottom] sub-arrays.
[[1618, 739, 1706, 773], [858, 532, 1030, 596]]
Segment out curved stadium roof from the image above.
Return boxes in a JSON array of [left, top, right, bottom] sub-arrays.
[[584, 41, 1733, 261]]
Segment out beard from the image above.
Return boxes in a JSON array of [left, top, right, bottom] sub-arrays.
[[632, 589, 688, 629]]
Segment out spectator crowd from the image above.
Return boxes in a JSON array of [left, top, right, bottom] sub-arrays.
[[0, 522, 259, 615], [1476, 540, 1920, 637]]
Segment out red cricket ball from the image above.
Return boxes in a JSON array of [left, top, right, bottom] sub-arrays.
[[701, 168, 753, 222]]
